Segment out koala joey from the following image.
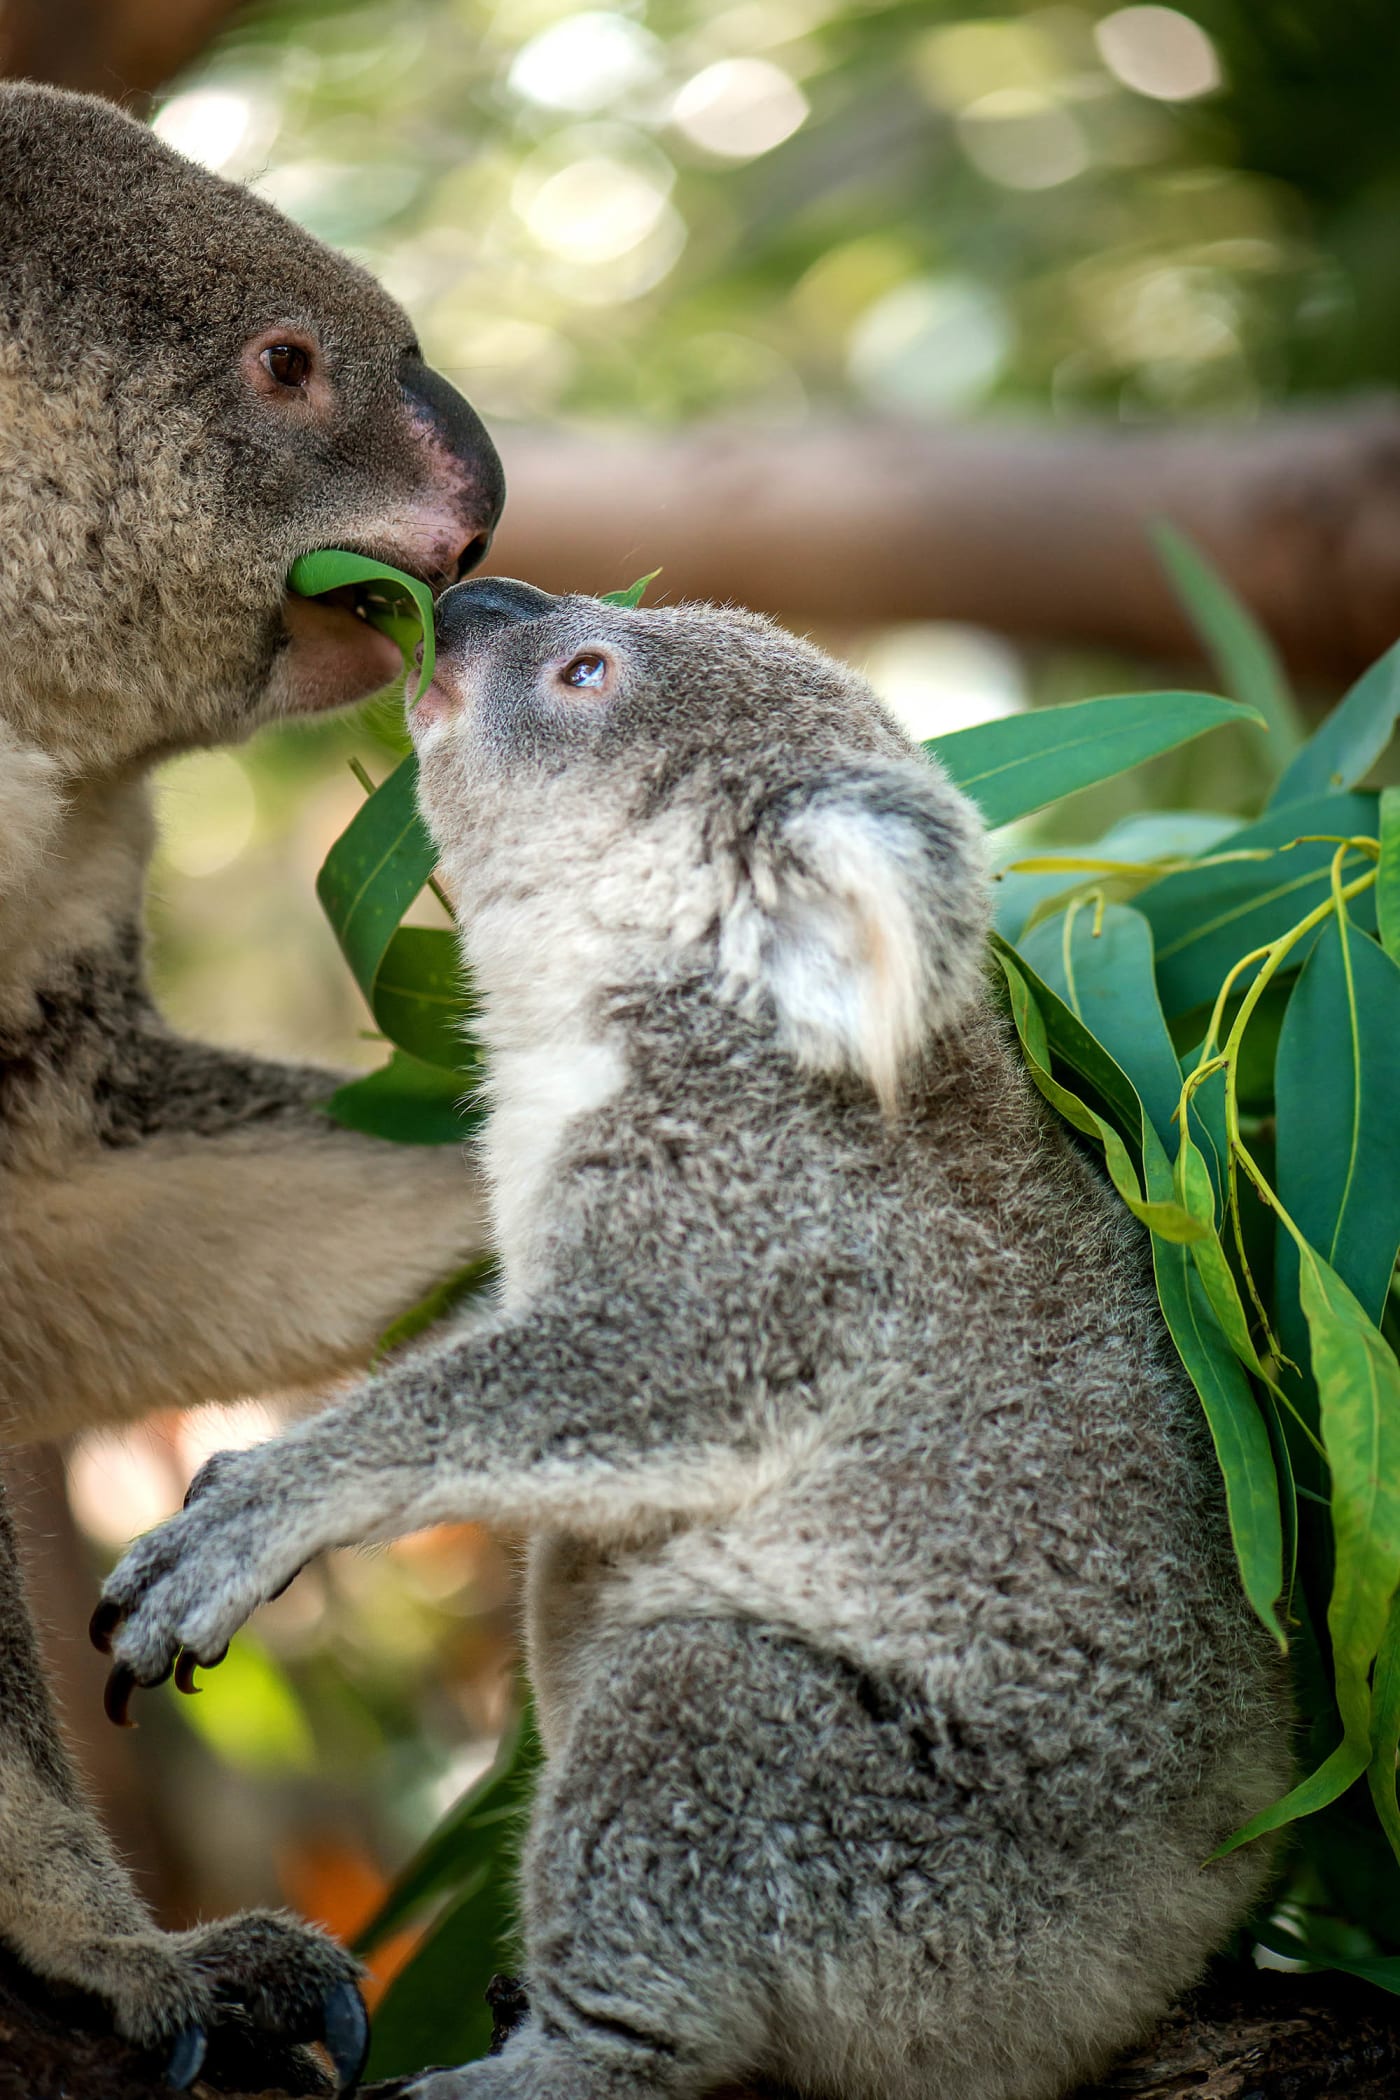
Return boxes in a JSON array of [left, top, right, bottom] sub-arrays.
[[100, 580, 1292, 2100], [1, 83, 504, 2090]]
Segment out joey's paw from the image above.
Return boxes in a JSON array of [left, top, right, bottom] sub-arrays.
[[91, 1448, 305, 1718]]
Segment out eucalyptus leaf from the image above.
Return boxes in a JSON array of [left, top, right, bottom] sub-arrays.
[[997, 940, 1283, 1638], [1136, 791, 1379, 1017], [1275, 914, 1400, 1328], [288, 548, 436, 703], [1271, 639, 1400, 810], [1252, 1915, 1400, 1996], [364, 1869, 505, 2079], [325, 1048, 474, 1145], [1153, 522, 1303, 760], [994, 949, 1201, 1242], [375, 1253, 498, 1362], [599, 569, 661, 608], [356, 1705, 541, 1953], [1018, 903, 1183, 1148], [1379, 787, 1400, 965], [927, 690, 1263, 830], [1368, 1589, 1400, 1860], [374, 925, 475, 1073], [1143, 1120, 1285, 1645], [317, 753, 437, 1006]]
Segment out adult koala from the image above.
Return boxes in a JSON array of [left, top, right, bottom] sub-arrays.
[[0, 83, 503, 2090]]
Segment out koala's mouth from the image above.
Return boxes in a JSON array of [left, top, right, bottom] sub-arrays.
[[277, 588, 406, 714]]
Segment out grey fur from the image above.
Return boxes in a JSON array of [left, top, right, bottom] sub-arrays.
[[102, 589, 1292, 2099], [0, 83, 502, 2071]]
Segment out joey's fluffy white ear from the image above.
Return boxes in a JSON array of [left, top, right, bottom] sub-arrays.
[[720, 758, 988, 1111]]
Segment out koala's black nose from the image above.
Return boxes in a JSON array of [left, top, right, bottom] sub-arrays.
[[435, 576, 560, 645]]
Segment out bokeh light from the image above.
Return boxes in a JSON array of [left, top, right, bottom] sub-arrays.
[[1095, 7, 1222, 103]]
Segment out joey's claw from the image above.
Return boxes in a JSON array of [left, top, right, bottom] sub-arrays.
[[165, 2024, 208, 2090], [174, 1643, 226, 1694], [104, 1655, 174, 1725], [90, 1596, 122, 1652], [322, 1980, 370, 2092], [104, 1663, 139, 1728]]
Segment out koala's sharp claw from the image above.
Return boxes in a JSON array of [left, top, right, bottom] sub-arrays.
[[89, 1597, 122, 1653], [322, 1980, 370, 2093], [103, 1664, 139, 1728], [175, 1649, 201, 1695], [165, 2024, 208, 2090]]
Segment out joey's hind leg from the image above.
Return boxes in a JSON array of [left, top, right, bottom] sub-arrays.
[[0, 1476, 366, 2093], [402, 1616, 957, 2100]]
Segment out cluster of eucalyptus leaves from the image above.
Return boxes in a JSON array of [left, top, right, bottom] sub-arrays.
[[288, 539, 1400, 2077]]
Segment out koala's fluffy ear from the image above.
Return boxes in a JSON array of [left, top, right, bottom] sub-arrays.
[[719, 758, 989, 1112]]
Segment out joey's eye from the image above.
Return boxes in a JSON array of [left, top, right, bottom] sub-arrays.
[[261, 342, 311, 388], [561, 652, 610, 690]]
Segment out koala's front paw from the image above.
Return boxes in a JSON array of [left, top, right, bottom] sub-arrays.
[[31, 1911, 367, 2093], [91, 1447, 306, 1717]]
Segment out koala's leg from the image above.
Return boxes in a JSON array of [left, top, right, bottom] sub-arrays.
[[401, 1616, 1223, 2100], [395, 1617, 977, 2100], [0, 1472, 367, 2091]]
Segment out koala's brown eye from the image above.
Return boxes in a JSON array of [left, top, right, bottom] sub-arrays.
[[261, 342, 311, 388], [562, 653, 609, 689]]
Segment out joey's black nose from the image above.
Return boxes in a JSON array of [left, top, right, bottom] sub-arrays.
[[435, 576, 560, 644]]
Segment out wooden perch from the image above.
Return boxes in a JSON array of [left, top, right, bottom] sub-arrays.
[[3, 1956, 1399, 2100], [484, 404, 1400, 690]]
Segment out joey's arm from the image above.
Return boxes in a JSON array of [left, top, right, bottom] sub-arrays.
[[97, 1281, 775, 1686]]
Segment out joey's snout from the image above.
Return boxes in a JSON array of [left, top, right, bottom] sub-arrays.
[[413, 578, 563, 733]]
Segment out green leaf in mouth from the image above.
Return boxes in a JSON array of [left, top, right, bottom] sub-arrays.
[[288, 548, 437, 703]]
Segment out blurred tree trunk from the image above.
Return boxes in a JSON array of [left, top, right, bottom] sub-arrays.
[[0, 0, 244, 105], [486, 405, 1400, 692]]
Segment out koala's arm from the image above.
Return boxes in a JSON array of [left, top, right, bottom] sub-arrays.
[[0, 1025, 486, 1441], [97, 1280, 763, 1683]]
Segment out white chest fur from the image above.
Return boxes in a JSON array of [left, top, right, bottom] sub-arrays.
[[481, 1036, 626, 1291]]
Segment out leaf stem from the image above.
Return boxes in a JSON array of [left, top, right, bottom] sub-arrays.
[[349, 756, 456, 922]]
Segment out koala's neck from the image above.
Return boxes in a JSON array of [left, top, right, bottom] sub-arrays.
[[468, 906, 629, 1293], [0, 735, 152, 1022]]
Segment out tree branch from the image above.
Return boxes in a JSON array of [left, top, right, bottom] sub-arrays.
[[0, 0, 247, 107], [484, 405, 1400, 689], [2, 1956, 1398, 2100]]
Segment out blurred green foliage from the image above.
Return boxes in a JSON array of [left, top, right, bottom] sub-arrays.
[[158, 0, 1400, 436]]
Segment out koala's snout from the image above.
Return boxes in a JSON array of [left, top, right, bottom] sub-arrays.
[[435, 576, 561, 647], [411, 577, 560, 738], [398, 356, 506, 582]]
